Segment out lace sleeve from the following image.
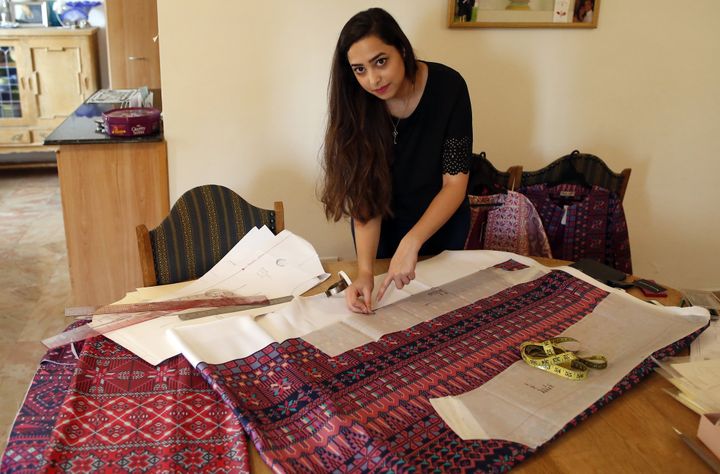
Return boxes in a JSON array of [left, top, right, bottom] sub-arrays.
[[442, 136, 471, 175]]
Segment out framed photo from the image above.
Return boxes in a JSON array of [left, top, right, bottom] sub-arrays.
[[12, 0, 51, 27], [448, 0, 600, 29]]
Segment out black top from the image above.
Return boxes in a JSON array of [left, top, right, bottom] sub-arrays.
[[377, 62, 473, 258]]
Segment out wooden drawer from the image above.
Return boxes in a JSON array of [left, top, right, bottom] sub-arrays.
[[0, 129, 32, 145]]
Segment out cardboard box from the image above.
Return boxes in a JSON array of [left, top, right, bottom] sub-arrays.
[[697, 413, 720, 461]]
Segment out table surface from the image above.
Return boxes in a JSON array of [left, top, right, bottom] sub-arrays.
[[244, 257, 711, 473]]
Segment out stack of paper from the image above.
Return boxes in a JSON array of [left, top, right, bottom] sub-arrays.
[[682, 289, 720, 363], [682, 289, 720, 314], [158, 226, 328, 300], [691, 319, 720, 361], [655, 357, 720, 415], [93, 226, 329, 365], [86, 87, 154, 108]]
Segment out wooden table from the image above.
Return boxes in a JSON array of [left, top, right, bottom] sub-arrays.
[[246, 258, 712, 473]]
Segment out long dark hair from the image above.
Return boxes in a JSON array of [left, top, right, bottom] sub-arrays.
[[321, 8, 417, 223]]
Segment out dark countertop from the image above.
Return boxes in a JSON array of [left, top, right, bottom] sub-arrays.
[[44, 96, 163, 146]]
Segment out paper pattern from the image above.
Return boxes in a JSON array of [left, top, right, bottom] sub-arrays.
[[691, 319, 720, 361], [93, 227, 328, 365], [429, 294, 709, 448], [168, 251, 542, 364]]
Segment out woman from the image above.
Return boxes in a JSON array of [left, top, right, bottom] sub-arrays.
[[574, 0, 594, 23], [321, 8, 473, 314]]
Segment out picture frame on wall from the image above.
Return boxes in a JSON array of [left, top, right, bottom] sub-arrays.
[[448, 0, 600, 29]]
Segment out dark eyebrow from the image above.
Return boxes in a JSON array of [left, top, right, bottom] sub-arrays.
[[349, 52, 387, 68]]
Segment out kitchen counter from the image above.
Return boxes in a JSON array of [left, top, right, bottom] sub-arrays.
[[44, 97, 162, 145], [49, 91, 168, 306]]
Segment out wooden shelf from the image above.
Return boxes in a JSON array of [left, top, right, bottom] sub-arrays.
[[0, 27, 98, 37]]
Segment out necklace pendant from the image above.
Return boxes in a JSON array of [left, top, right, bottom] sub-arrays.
[[392, 129, 398, 144]]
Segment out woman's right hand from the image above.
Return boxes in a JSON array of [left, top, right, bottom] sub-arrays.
[[345, 272, 374, 314]]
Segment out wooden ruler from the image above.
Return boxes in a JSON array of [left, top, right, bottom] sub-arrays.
[[43, 295, 273, 349]]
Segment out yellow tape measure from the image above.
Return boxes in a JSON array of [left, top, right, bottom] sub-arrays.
[[519, 337, 607, 380]]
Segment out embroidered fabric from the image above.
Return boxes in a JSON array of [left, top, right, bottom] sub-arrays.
[[465, 190, 552, 258], [519, 183, 632, 273], [38, 339, 250, 473], [194, 266, 700, 472], [1, 261, 702, 472], [1, 322, 86, 473]]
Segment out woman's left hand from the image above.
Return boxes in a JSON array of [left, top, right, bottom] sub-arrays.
[[376, 237, 420, 302]]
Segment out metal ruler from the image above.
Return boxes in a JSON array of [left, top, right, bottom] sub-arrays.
[[176, 296, 293, 320]]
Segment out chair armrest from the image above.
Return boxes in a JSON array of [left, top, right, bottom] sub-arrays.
[[136, 224, 158, 287], [274, 201, 285, 233]]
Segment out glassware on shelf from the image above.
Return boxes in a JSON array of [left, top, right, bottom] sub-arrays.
[[52, 0, 101, 28], [0, 0, 18, 28]]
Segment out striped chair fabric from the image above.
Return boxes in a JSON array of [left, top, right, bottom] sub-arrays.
[[468, 151, 522, 195], [137, 185, 283, 286], [519, 150, 631, 201]]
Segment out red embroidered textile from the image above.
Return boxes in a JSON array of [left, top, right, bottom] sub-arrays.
[[1, 331, 83, 474], [1, 262, 701, 472], [40, 339, 249, 473], [465, 191, 552, 257], [519, 184, 632, 273]]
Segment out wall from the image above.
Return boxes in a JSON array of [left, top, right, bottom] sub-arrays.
[[90, 2, 109, 89], [156, 0, 720, 290]]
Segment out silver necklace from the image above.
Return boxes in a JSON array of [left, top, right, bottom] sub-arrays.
[[388, 76, 418, 145], [391, 116, 401, 144]]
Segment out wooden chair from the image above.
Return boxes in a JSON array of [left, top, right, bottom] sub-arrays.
[[468, 151, 523, 195], [136, 184, 284, 287], [518, 150, 631, 201]]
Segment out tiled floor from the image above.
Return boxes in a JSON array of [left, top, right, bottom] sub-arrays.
[[0, 168, 73, 454]]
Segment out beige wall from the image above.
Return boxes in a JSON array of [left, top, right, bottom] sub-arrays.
[[157, 0, 720, 290]]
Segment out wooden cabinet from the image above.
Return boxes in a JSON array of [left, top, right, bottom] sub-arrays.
[[106, 0, 161, 89], [57, 141, 169, 306], [0, 28, 98, 149]]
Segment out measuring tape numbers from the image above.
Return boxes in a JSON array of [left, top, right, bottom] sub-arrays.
[[519, 337, 607, 380]]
